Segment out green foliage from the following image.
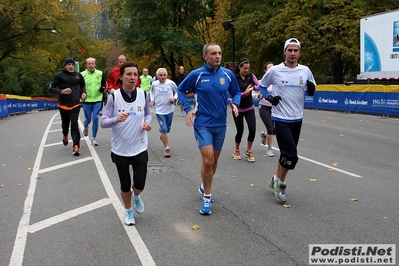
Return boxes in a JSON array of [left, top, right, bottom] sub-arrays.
[[108, 0, 218, 77], [0, 58, 54, 97], [0, 0, 107, 96]]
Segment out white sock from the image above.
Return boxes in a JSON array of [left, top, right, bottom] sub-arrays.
[[204, 194, 212, 198], [278, 180, 286, 185], [273, 175, 280, 182]]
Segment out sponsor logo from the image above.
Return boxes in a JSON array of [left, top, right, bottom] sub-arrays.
[[318, 97, 338, 104], [344, 98, 368, 105]]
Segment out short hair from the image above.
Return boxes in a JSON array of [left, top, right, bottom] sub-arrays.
[[85, 57, 96, 64], [264, 61, 274, 69], [119, 62, 138, 76], [156, 68, 168, 76], [203, 42, 219, 55]]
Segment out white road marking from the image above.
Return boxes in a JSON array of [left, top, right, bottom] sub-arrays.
[[9, 113, 55, 266], [271, 147, 363, 178], [28, 198, 111, 233], [38, 157, 93, 173], [79, 120, 157, 266], [10, 113, 156, 266]]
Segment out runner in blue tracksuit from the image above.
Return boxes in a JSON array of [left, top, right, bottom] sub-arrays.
[[177, 42, 241, 215]]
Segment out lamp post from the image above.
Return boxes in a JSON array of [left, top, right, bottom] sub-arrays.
[[222, 19, 235, 62]]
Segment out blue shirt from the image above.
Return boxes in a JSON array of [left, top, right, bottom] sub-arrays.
[[177, 63, 241, 127]]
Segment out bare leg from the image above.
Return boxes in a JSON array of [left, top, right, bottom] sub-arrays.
[[275, 163, 289, 182], [267, 134, 273, 148], [121, 191, 132, 209], [200, 145, 221, 195], [160, 133, 169, 148], [246, 141, 253, 151]]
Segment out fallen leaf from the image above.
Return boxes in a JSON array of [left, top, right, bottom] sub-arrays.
[[309, 178, 317, 182], [350, 198, 358, 202], [28, 168, 33, 170], [17, 156, 22, 158], [300, 138, 303, 141], [327, 168, 334, 172], [283, 204, 291, 208], [36, 176, 41, 179], [384, 217, 387, 220], [180, 159, 184, 161], [192, 224, 200, 230], [33, 144, 36, 146], [249, 184, 254, 187], [360, 118, 364, 121], [332, 162, 338, 166], [0, 185, 4, 188], [231, 175, 236, 178], [340, 134, 344, 136], [322, 119, 325, 122], [2, 164, 6, 167]]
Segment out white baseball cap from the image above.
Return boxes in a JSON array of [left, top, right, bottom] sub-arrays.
[[284, 38, 301, 50]]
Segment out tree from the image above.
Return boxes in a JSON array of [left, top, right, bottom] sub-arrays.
[[108, 0, 219, 77], [0, 0, 107, 96]]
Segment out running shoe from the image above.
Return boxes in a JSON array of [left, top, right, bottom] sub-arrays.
[[268, 176, 275, 189], [83, 127, 88, 137], [181, 112, 185, 117], [62, 136, 68, 146], [199, 197, 212, 215], [274, 182, 287, 203], [164, 148, 171, 158], [266, 148, 274, 157], [198, 183, 214, 202], [92, 138, 99, 146], [244, 150, 255, 163], [72, 145, 80, 156], [260, 131, 267, 146], [132, 195, 144, 214], [124, 208, 136, 226], [233, 149, 241, 160]]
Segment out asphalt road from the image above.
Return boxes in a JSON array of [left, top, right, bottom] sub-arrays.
[[1, 106, 398, 266]]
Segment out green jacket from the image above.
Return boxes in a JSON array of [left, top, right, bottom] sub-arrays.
[[140, 74, 152, 93], [81, 69, 106, 102]]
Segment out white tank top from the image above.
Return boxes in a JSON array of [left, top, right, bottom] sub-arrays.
[[111, 89, 148, 156]]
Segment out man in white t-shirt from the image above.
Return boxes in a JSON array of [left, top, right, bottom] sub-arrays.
[[150, 68, 178, 158], [259, 38, 316, 204]]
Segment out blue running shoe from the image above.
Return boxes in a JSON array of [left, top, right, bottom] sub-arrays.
[[133, 195, 144, 214], [199, 197, 212, 215], [198, 183, 214, 202], [124, 208, 135, 226]]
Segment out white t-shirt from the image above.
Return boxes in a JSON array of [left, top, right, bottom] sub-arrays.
[[150, 79, 178, 115], [259, 62, 316, 122]]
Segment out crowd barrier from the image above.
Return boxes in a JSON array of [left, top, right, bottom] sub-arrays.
[[1, 85, 399, 118], [0, 94, 58, 118], [304, 85, 399, 116]]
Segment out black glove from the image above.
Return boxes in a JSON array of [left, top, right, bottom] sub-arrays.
[[99, 87, 106, 93], [267, 95, 281, 106], [306, 80, 315, 96]]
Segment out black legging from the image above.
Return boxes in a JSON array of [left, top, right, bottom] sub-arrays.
[[115, 162, 147, 192], [232, 108, 256, 144], [59, 107, 81, 147], [258, 105, 275, 135]]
